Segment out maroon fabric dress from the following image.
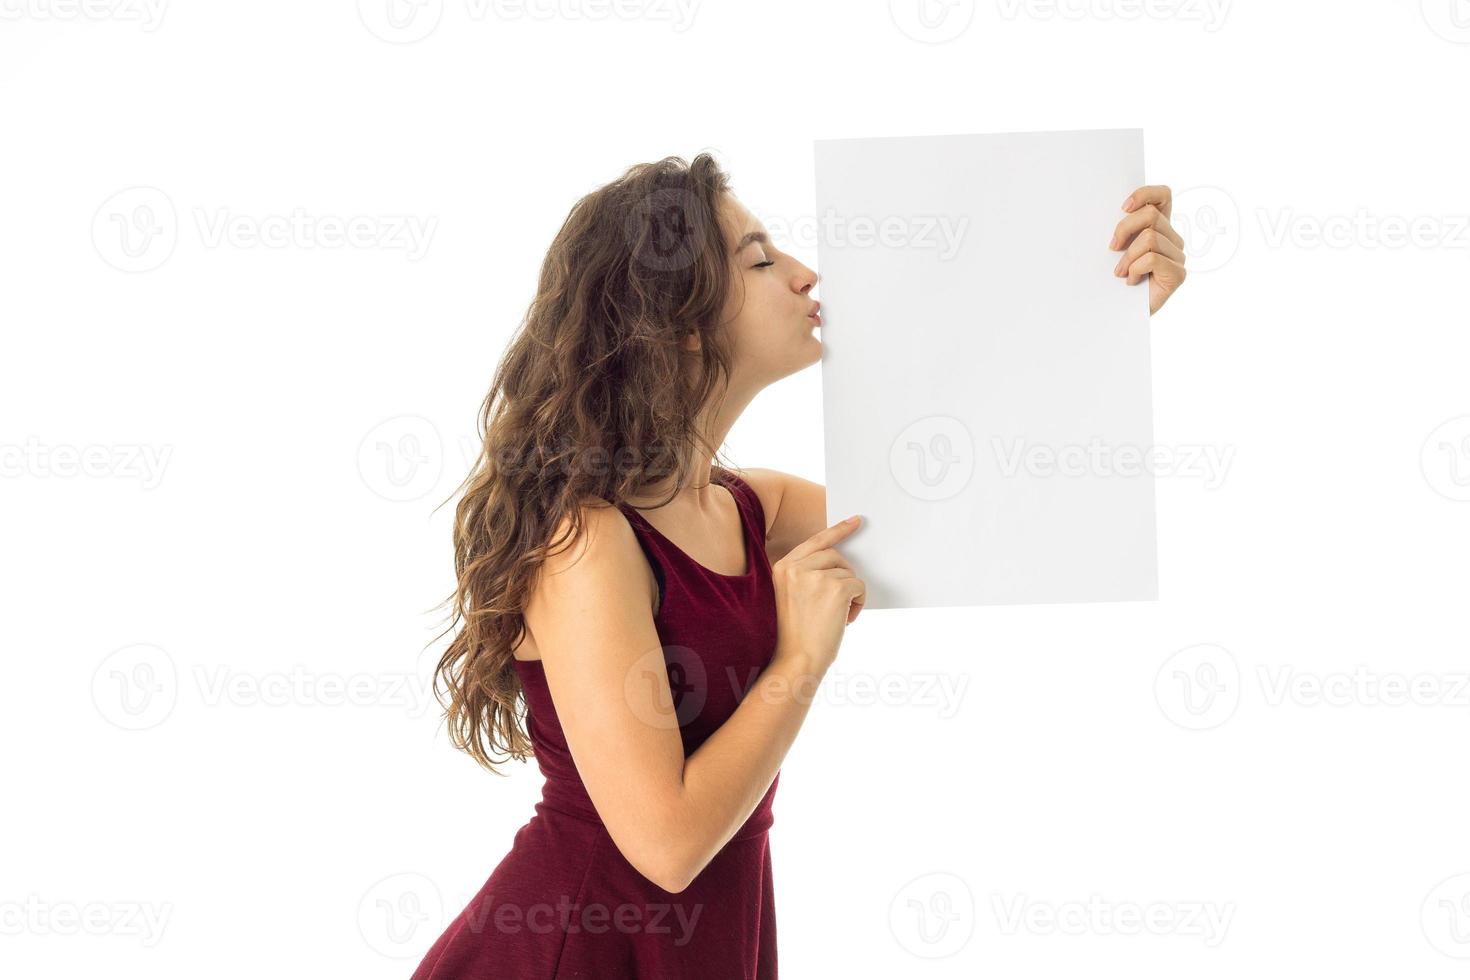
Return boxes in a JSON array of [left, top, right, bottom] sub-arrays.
[[411, 467, 781, 980]]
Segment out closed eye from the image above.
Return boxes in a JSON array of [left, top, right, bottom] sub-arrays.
[[753, 260, 775, 269]]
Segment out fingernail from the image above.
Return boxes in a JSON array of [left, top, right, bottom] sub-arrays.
[[845, 515, 860, 524], [1108, 237, 1117, 250], [1122, 197, 1134, 210]]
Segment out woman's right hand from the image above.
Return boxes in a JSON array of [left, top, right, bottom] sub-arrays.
[[770, 516, 867, 678]]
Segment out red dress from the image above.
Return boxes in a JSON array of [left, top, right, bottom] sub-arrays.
[[411, 467, 781, 979]]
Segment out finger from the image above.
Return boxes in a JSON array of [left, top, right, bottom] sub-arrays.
[[802, 549, 854, 572], [1113, 227, 1186, 277], [1122, 184, 1173, 219], [1146, 254, 1187, 314], [1125, 251, 1186, 286], [1110, 205, 1184, 252], [786, 515, 862, 562], [844, 580, 867, 624], [1111, 205, 1183, 251]]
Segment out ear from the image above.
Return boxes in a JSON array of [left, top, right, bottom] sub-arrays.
[[679, 329, 702, 352]]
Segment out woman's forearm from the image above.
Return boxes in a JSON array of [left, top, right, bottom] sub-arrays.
[[662, 644, 825, 890]]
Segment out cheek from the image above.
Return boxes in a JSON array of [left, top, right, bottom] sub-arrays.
[[720, 270, 757, 324], [723, 276, 792, 356], [748, 281, 788, 327]]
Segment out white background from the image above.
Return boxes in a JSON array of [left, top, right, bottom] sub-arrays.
[[3, 1, 1470, 977]]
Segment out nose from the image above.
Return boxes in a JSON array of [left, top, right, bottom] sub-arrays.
[[794, 263, 818, 294]]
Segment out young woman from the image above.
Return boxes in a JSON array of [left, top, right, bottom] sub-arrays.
[[411, 153, 1187, 979]]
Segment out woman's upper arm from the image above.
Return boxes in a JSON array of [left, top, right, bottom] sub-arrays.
[[739, 467, 827, 565], [521, 502, 688, 890]]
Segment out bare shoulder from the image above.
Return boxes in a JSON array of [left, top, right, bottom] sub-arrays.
[[528, 496, 658, 623]]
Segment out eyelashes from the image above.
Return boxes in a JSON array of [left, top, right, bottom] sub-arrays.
[[753, 260, 775, 269]]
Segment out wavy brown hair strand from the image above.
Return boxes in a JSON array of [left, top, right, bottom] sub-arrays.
[[426, 152, 741, 773]]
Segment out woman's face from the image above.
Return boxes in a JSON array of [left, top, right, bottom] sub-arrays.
[[695, 193, 821, 386]]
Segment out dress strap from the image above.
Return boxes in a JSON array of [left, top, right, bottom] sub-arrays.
[[714, 467, 766, 547]]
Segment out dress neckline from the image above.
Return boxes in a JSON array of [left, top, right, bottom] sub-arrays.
[[619, 468, 757, 580]]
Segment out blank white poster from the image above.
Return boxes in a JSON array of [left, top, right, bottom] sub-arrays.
[[813, 128, 1157, 610]]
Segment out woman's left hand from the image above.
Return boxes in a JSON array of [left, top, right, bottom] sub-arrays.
[[1111, 185, 1187, 314]]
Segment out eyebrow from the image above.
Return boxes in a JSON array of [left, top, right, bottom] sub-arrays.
[[734, 230, 770, 252]]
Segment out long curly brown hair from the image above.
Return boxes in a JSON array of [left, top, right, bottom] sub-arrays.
[[429, 152, 743, 773]]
